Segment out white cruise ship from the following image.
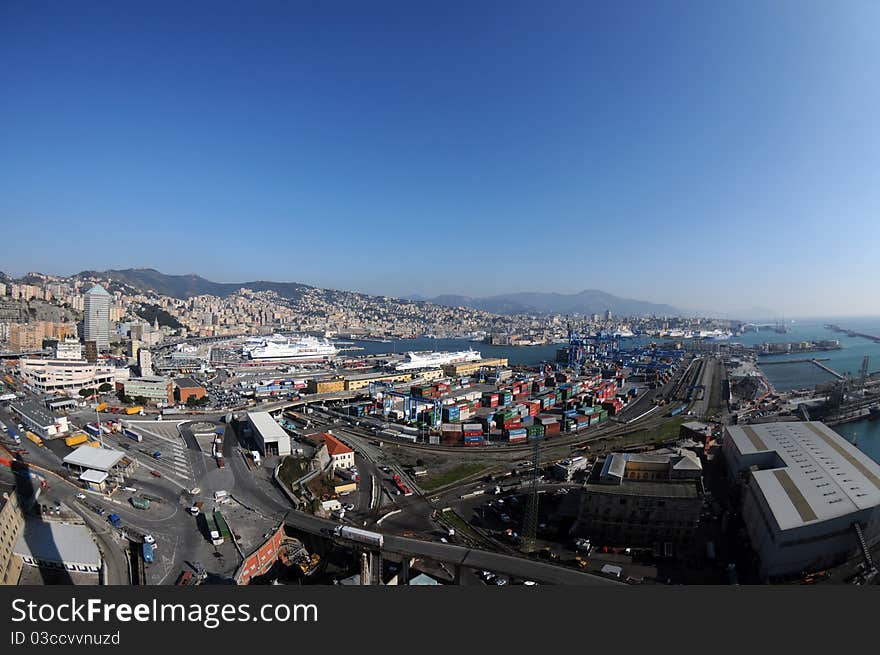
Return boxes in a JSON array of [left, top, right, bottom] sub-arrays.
[[243, 335, 339, 361], [395, 349, 482, 371]]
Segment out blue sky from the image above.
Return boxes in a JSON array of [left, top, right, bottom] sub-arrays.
[[1, 1, 879, 317]]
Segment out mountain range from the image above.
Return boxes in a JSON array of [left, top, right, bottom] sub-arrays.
[[73, 269, 312, 302], [8, 268, 682, 317], [407, 290, 681, 317]]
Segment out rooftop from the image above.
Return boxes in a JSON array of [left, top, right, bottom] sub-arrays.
[[247, 411, 289, 442], [11, 400, 59, 427], [310, 432, 353, 457], [726, 421, 880, 530], [174, 377, 202, 389], [583, 479, 699, 498], [62, 445, 126, 471], [85, 284, 110, 296], [14, 520, 102, 567]]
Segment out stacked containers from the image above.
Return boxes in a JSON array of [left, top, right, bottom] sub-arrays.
[[442, 405, 460, 422], [506, 427, 527, 443], [441, 423, 463, 445]]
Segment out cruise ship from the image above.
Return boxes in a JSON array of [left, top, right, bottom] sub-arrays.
[[243, 335, 339, 361], [395, 349, 482, 371]]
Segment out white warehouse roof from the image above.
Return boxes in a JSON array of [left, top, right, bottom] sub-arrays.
[[15, 521, 102, 568], [725, 422, 880, 530], [247, 411, 288, 442], [63, 445, 126, 472]]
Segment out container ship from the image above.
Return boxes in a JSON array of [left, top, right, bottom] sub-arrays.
[[243, 335, 339, 361], [395, 349, 482, 371]]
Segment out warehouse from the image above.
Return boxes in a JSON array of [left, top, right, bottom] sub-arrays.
[[14, 521, 102, 574], [246, 411, 291, 457], [723, 421, 880, 579], [174, 377, 206, 404], [10, 400, 69, 438], [62, 445, 127, 476]]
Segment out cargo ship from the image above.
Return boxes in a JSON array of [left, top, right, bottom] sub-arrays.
[[243, 335, 338, 361], [395, 349, 482, 371]]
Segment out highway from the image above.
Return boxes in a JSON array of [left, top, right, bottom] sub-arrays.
[[283, 509, 620, 585]]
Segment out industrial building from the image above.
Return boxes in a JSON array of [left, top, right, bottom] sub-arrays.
[[441, 357, 508, 378], [573, 448, 704, 554], [723, 421, 880, 579], [18, 357, 116, 395], [174, 377, 206, 404], [0, 471, 25, 585], [10, 400, 70, 438], [343, 371, 412, 391], [123, 376, 173, 406], [307, 377, 345, 394], [246, 411, 291, 457], [14, 520, 102, 574]]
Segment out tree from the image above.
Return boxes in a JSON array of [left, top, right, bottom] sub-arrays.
[[134, 396, 148, 406], [79, 388, 96, 398], [98, 383, 112, 393]]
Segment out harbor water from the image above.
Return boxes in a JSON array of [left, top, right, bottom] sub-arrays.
[[352, 315, 880, 465]]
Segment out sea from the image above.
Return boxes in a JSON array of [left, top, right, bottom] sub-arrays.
[[348, 315, 880, 465]]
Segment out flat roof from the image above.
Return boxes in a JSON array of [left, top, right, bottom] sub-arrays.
[[63, 445, 126, 471], [79, 469, 109, 484], [247, 411, 289, 443], [11, 400, 59, 427], [584, 479, 699, 498], [14, 520, 102, 567], [174, 377, 202, 389], [726, 421, 880, 530]]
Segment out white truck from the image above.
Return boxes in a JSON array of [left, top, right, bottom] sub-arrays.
[[333, 525, 383, 548]]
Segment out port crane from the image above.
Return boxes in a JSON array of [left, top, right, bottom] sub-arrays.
[[368, 381, 442, 427]]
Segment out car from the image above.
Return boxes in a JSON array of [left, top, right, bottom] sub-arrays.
[[522, 580, 538, 586], [75, 493, 86, 500], [494, 576, 508, 586], [143, 534, 156, 545], [122, 486, 137, 492], [343, 503, 355, 511]]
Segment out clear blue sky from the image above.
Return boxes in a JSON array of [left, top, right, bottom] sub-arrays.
[[2, 1, 879, 317]]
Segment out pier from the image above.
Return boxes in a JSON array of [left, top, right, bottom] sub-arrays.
[[824, 324, 880, 343], [757, 357, 845, 380], [758, 358, 831, 365], [810, 359, 845, 380]]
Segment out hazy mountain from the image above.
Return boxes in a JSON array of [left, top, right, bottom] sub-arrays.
[[418, 289, 681, 316], [75, 268, 312, 301]]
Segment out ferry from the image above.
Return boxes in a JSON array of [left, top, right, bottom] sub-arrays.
[[243, 335, 338, 361], [395, 349, 482, 371]]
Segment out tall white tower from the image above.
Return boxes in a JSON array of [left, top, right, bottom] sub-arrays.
[[83, 284, 111, 350]]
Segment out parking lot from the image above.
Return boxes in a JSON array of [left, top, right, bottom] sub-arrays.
[[107, 420, 198, 489]]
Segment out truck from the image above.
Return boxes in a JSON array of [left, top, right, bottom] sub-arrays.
[[204, 512, 224, 545], [142, 542, 154, 564], [214, 511, 232, 541], [26, 432, 43, 447], [130, 497, 151, 510], [85, 423, 101, 437], [64, 433, 89, 448], [6, 426, 21, 444], [123, 429, 143, 443], [96, 402, 108, 412], [125, 406, 144, 415], [333, 525, 384, 548], [108, 514, 121, 528]]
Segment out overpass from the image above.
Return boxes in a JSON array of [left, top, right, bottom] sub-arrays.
[[284, 510, 620, 586]]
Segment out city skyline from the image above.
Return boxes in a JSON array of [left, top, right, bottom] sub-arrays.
[[3, 2, 879, 316]]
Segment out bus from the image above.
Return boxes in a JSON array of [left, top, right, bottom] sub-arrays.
[[204, 512, 224, 546], [26, 432, 43, 447], [85, 423, 101, 437]]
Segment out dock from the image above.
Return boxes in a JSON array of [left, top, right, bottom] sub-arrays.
[[810, 359, 845, 380], [758, 358, 831, 365]]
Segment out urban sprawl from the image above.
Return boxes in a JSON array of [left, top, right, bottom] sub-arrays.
[[0, 270, 878, 587]]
